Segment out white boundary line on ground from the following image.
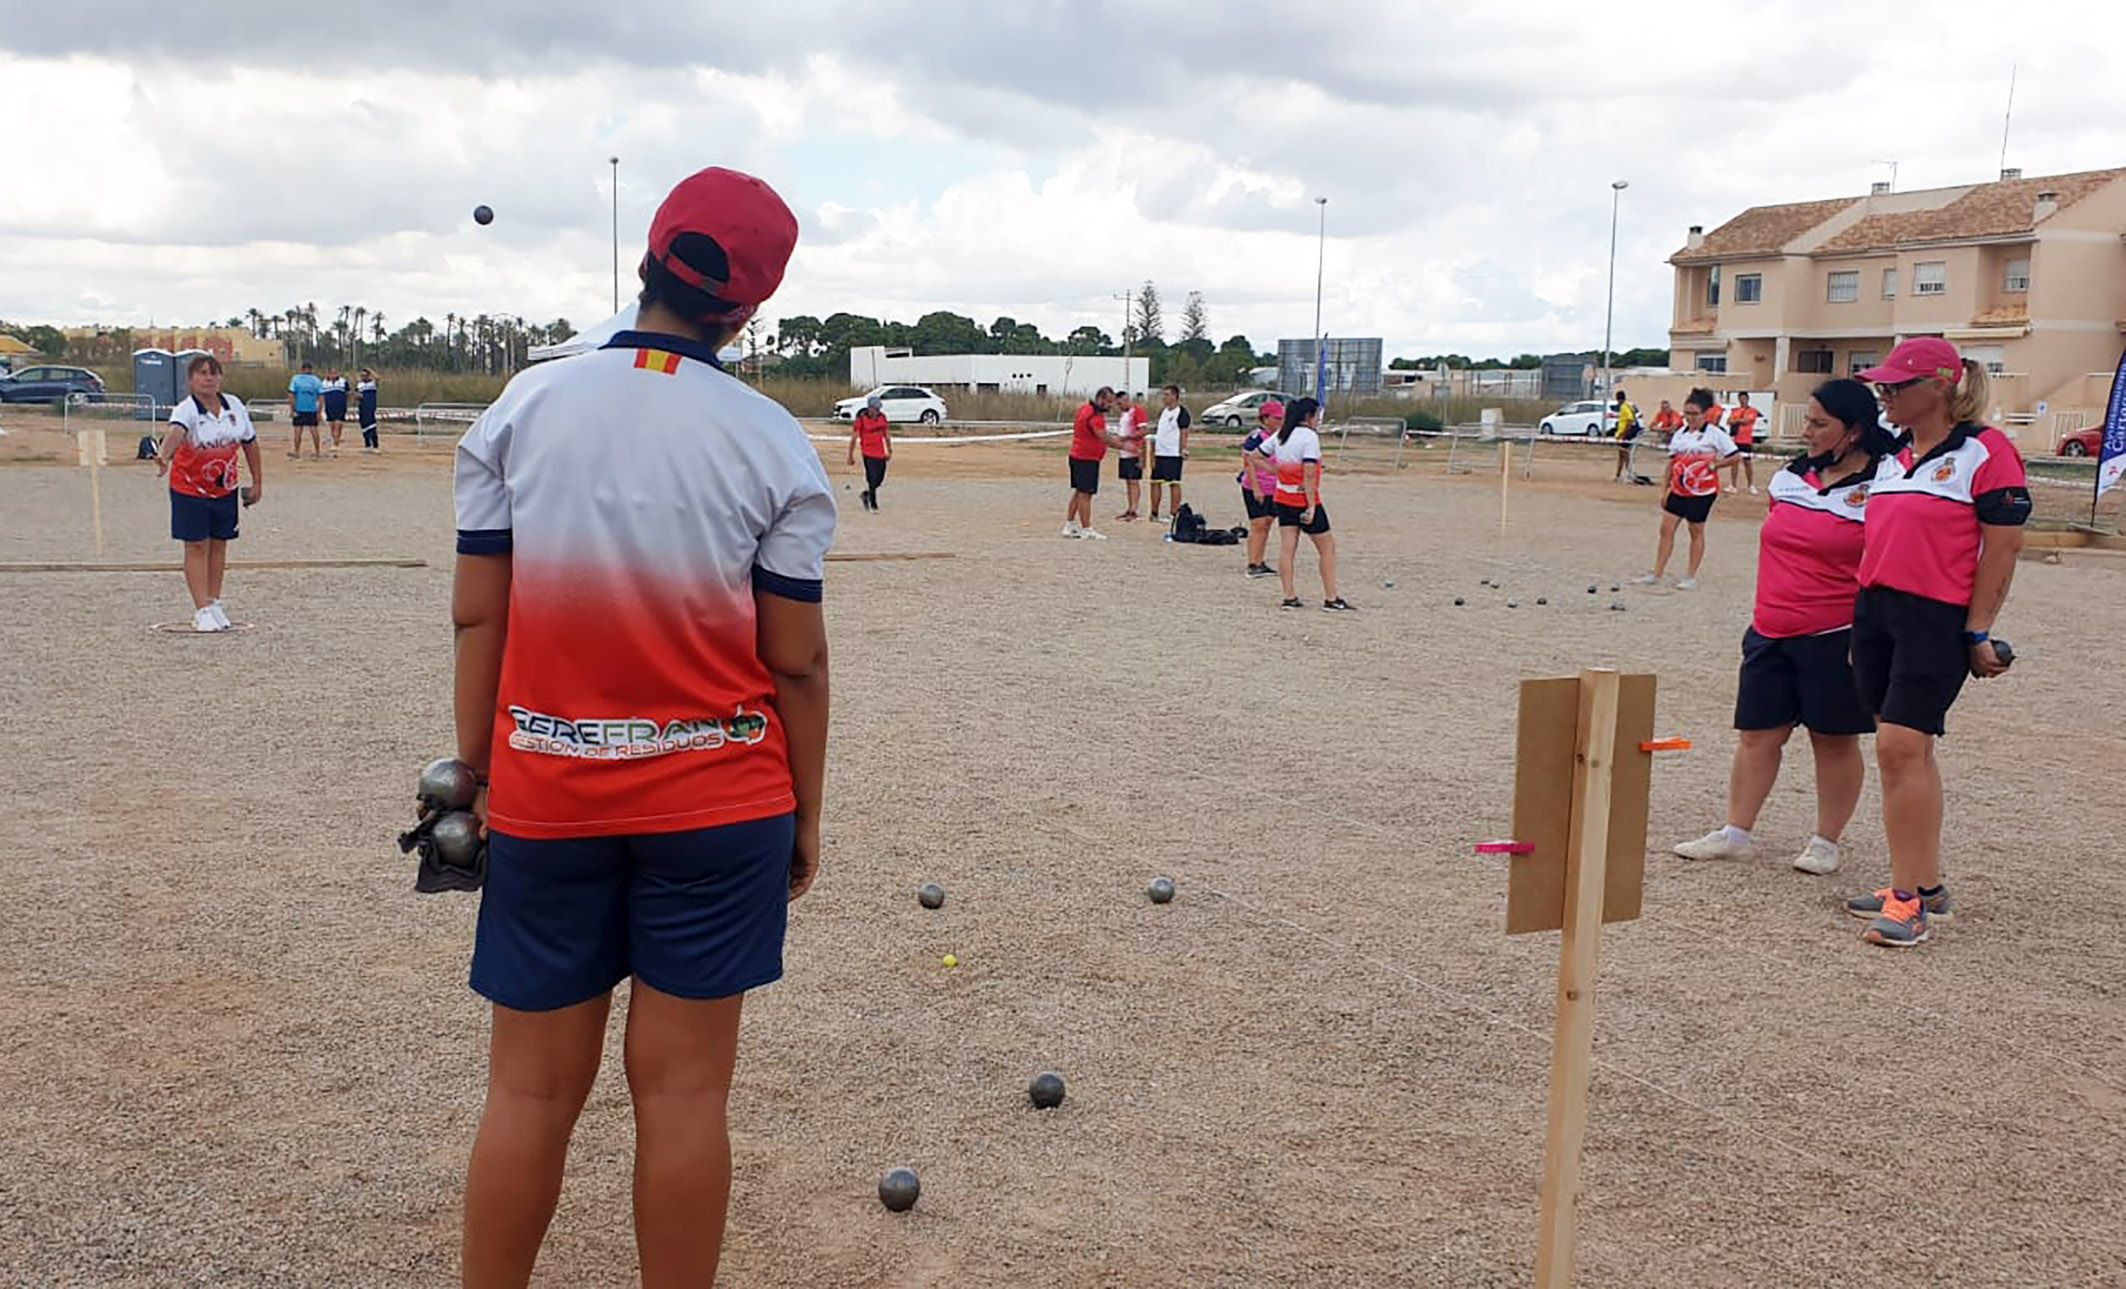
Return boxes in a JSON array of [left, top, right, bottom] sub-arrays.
[[804, 428, 1070, 445]]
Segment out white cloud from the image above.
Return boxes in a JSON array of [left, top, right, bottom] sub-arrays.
[[2, 0, 2121, 361]]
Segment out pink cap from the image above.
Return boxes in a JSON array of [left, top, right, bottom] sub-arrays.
[[1258, 400, 1285, 422], [1857, 337, 1963, 386]]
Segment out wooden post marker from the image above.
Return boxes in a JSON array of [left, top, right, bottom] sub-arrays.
[[77, 427, 108, 556], [1498, 440, 1513, 534], [1483, 668, 1668, 1287]]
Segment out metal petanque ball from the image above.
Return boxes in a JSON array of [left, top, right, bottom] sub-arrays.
[[1507, 599, 1519, 609], [430, 811, 484, 868], [1147, 876, 1176, 904], [417, 757, 479, 812], [1536, 597, 1547, 605], [1610, 602, 1627, 612], [472, 204, 494, 226], [1383, 580, 1395, 589], [1454, 597, 1465, 606], [1029, 1071, 1067, 1110], [917, 883, 946, 910], [878, 1167, 921, 1212], [1587, 585, 1598, 594]]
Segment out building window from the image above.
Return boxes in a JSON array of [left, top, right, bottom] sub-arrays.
[[1963, 344, 2007, 376], [1826, 271, 1860, 303], [1797, 350, 1835, 374], [1848, 352, 1879, 377], [1915, 262, 1947, 295], [2003, 258, 2030, 292], [1694, 350, 1728, 374], [1735, 273, 1763, 304], [1881, 269, 1897, 299], [1707, 265, 1721, 307]]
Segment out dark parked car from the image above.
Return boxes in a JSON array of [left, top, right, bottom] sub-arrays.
[[2055, 425, 2104, 457], [0, 364, 105, 404]]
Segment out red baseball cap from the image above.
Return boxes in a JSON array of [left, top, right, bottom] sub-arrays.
[[1857, 337, 1963, 385], [1258, 399, 1286, 421], [641, 167, 799, 318]]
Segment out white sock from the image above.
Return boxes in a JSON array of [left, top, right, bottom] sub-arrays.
[[1809, 834, 1840, 855], [1721, 824, 1752, 846]]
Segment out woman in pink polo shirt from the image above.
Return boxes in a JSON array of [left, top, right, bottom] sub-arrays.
[[1673, 379, 1894, 876], [1842, 338, 2029, 948], [1237, 399, 1283, 578]]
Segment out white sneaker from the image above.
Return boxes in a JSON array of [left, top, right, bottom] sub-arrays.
[[1633, 573, 1660, 586], [1079, 527, 1108, 541], [1060, 523, 1082, 539], [1791, 836, 1841, 875], [1673, 828, 1752, 862], [192, 606, 226, 633], [208, 601, 231, 630], [1748, 485, 1761, 495], [1676, 577, 1698, 591], [1723, 485, 1737, 494]]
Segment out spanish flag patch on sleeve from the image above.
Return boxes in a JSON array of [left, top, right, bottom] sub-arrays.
[[633, 349, 682, 375]]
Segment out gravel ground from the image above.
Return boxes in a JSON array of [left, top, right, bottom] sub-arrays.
[[2, 435, 2122, 1287]]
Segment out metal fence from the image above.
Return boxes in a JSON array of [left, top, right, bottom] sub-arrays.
[[413, 402, 490, 442]]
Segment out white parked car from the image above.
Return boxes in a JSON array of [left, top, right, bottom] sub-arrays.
[[1539, 400, 1615, 437], [833, 385, 948, 425], [1199, 390, 1298, 428]]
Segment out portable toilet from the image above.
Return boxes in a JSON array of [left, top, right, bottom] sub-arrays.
[[171, 349, 212, 406], [133, 349, 178, 419]]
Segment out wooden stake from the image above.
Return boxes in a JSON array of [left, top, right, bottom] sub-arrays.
[[88, 440, 105, 557], [1534, 667, 1621, 1288], [1499, 440, 1513, 535]]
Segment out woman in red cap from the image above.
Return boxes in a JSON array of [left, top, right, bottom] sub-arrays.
[[1635, 387, 1739, 590], [452, 166, 835, 1283], [1672, 379, 1896, 875], [1843, 337, 2029, 948]]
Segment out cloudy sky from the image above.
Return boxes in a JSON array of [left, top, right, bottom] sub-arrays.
[[3, 0, 2120, 359]]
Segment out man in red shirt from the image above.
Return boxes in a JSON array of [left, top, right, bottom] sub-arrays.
[[1112, 391, 1150, 521], [1064, 386, 1123, 539], [846, 393, 892, 511]]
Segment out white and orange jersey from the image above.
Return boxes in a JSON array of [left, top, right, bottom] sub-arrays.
[[454, 329, 838, 840], [1268, 425, 1323, 506], [166, 393, 255, 498], [1666, 424, 1738, 498]]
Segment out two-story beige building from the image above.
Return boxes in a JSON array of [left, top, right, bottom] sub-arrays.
[[1669, 166, 2126, 442]]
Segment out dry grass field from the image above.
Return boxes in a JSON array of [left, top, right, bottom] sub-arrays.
[[2, 417, 2122, 1287]]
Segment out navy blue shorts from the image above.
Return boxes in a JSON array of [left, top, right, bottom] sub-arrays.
[[170, 490, 239, 542], [470, 813, 794, 1012]]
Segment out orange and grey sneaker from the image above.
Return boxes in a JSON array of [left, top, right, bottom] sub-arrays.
[[1861, 890, 1931, 948], [1845, 884, 1952, 922]]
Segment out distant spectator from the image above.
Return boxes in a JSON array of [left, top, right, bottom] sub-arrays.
[[287, 361, 324, 459], [1147, 384, 1191, 521], [1725, 391, 1763, 495], [321, 367, 350, 456], [357, 368, 380, 453], [1611, 388, 1641, 483]]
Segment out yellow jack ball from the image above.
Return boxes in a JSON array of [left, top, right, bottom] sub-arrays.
[[941, 954, 958, 968]]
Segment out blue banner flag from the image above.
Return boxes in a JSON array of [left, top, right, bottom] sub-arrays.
[[2099, 345, 2126, 502], [1314, 336, 1328, 406]]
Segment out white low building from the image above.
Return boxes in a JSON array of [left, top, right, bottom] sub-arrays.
[[847, 346, 1149, 397]]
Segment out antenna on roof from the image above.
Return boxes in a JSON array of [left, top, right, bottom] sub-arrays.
[[1870, 159, 1899, 193], [1999, 62, 2017, 176]]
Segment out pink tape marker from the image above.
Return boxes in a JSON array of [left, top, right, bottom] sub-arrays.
[[1474, 839, 1536, 856]]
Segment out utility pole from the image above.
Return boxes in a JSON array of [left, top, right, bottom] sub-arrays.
[[610, 157, 621, 314]]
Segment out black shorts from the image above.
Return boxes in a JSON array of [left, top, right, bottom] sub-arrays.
[[1734, 627, 1875, 736], [1851, 587, 1969, 736], [1274, 501, 1330, 534], [1664, 491, 1716, 524], [170, 489, 239, 543], [1241, 487, 1274, 521], [1069, 457, 1100, 495], [292, 410, 320, 428], [1118, 455, 1143, 481], [1152, 454, 1183, 482]]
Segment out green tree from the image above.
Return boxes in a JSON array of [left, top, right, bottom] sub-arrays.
[[1130, 280, 1164, 347], [1179, 291, 1208, 343], [22, 324, 64, 355], [1066, 325, 1111, 355]]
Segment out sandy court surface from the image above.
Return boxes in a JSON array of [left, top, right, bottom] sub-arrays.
[[2, 436, 2123, 1286]]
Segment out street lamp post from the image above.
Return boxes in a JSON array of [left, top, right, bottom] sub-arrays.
[[1313, 196, 1328, 400], [610, 157, 621, 315], [1114, 289, 1133, 397], [1602, 180, 1629, 406]]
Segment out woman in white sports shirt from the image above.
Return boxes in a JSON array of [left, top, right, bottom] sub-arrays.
[[1636, 387, 1739, 590], [1265, 397, 1352, 612], [155, 354, 264, 632], [1237, 399, 1283, 579]]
